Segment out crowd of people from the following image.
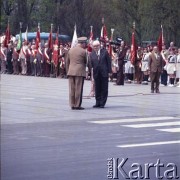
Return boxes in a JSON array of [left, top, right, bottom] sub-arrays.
[[0, 34, 180, 92]]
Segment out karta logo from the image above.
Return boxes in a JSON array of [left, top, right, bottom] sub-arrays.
[[107, 158, 179, 179]]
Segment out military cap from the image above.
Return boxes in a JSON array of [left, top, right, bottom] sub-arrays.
[[78, 37, 87, 43]]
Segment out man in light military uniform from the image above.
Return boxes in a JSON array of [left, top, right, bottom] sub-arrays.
[[66, 37, 87, 110]]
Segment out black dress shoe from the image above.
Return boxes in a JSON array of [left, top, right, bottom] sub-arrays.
[[71, 107, 75, 110], [99, 105, 104, 108], [156, 90, 160, 93], [74, 107, 85, 110], [93, 105, 100, 108], [151, 90, 154, 93]]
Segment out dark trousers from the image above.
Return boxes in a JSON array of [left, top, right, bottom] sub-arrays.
[[116, 65, 124, 85], [94, 75, 109, 107], [7, 59, 13, 74], [150, 71, 161, 91], [161, 70, 167, 85]]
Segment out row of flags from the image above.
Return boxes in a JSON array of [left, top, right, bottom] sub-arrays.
[[3, 19, 165, 64]]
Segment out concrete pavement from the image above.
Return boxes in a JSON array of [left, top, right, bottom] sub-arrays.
[[1, 74, 180, 180]]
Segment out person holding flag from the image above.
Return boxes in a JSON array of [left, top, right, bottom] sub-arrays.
[[3, 21, 11, 48], [52, 29, 59, 77], [43, 42, 51, 77], [0, 42, 7, 74], [19, 41, 28, 75], [12, 42, 20, 75]]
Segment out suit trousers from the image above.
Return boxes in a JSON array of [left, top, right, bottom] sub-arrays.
[[68, 76, 84, 108], [150, 71, 161, 91], [94, 75, 108, 106]]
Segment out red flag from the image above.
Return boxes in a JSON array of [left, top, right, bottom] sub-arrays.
[[108, 29, 114, 57], [4, 22, 11, 47], [48, 25, 53, 50], [100, 17, 108, 42], [52, 29, 59, 67], [87, 26, 93, 52], [130, 31, 136, 65], [157, 25, 164, 52], [35, 24, 41, 49]]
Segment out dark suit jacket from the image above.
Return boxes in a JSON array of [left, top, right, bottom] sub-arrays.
[[89, 49, 112, 79], [148, 52, 163, 72]]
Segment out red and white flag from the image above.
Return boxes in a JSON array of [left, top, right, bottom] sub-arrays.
[[48, 24, 53, 50], [100, 17, 108, 42], [4, 22, 11, 47], [24, 26, 28, 42], [87, 26, 93, 52], [157, 25, 165, 52], [71, 24, 78, 48], [35, 23, 41, 49], [130, 31, 136, 65], [52, 28, 59, 67]]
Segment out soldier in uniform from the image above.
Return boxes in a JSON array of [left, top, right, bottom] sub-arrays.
[[43, 43, 51, 77], [30, 45, 36, 76], [12, 42, 20, 75], [7, 43, 13, 74], [66, 37, 87, 110], [0, 42, 7, 74], [36, 42, 44, 76], [148, 46, 163, 93], [19, 41, 28, 75]]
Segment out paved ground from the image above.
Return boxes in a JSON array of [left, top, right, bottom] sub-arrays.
[[1, 74, 180, 180]]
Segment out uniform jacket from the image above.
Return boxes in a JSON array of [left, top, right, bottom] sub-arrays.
[[148, 51, 163, 72], [89, 48, 112, 79], [66, 45, 87, 77], [37, 47, 44, 62]]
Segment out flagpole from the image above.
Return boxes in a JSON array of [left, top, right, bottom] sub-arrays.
[[50, 23, 54, 77], [132, 21, 136, 84], [38, 22, 40, 30]]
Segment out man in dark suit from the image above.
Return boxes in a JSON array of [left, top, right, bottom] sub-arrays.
[[66, 37, 87, 110], [148, 46, 163, 93], [89, 40, 112, 108]]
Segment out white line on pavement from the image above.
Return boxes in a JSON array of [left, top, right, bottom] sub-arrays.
[[117, 140, 180, 148], [122, 122, 180, 128], [88, 116, 177, 124], [157, 128, 180, 133], [20, 97, 35, 100]]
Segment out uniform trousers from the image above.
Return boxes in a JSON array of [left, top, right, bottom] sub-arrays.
[[68, 76, 84, 108]]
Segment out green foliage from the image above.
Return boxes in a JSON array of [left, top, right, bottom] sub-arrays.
[[0, 0, 180, 46]]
